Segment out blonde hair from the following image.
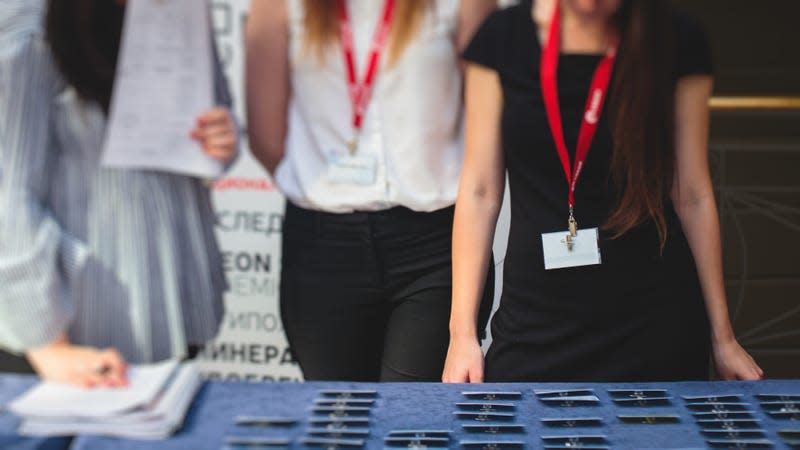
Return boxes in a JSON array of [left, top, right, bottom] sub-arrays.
[[302, 0, 432, 65]]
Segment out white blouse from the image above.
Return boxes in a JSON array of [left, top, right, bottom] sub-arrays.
[[276, 0, 464, 213]]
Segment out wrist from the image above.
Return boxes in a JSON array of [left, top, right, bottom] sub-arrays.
[[711, 326, 735, 346], [27, 335, 69, 354], [449, 321, 478, 342]]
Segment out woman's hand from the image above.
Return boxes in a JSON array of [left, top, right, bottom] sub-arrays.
[[26, 336, 128, 388], [713, 336, 764, 381], [442, 336, 485, 383], [191, 107, 238, 164]]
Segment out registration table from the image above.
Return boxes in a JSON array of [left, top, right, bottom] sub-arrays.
[[1, 375, 799, 449]]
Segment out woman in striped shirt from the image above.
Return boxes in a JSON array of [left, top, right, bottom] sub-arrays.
[[0, 0, 237, 386]]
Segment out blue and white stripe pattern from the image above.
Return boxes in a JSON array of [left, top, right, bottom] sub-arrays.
[[0, 0, 230, 362]]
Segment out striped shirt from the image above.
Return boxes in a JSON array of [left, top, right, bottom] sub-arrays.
[[0, 0, 232, 362]]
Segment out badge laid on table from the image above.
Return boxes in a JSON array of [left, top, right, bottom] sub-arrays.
[[538, 3, 617, 270], [325, 0, 393, 186]]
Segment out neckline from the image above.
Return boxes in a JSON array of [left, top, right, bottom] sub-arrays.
[[524, 0, 607, 58]]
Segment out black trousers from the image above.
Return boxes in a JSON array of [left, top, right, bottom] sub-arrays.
[[280, 202, 494, 381]]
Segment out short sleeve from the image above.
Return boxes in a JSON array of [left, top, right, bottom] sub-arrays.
[[674, 11, 713, 78], [462, 9, 506, 71]]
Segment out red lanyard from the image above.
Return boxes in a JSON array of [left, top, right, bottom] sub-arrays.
[[540, 4, 617, 223], [337, 0, 395, 151]]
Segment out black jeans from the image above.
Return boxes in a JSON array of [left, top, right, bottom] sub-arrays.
[[280, 202, 493, 381]]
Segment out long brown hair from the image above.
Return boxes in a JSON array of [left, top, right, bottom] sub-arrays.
[[606, 0, 678, 248], [45, 0, 125, 113], [302, 0, 432, 65]]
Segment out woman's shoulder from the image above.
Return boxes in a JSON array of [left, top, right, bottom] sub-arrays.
[[0, 1, 64, 105], [670, 8, 709, 45], [463, 2, 533, 70], [0, 0, 46, 47], [0, 0, 52, 68], [482, 2, 530, 34], [670, 8, 714, 78]]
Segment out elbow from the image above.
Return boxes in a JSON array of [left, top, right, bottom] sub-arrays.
[[671, 184, 716, 218], [459, 179, 503, 215], [247, 134, 285, 176]]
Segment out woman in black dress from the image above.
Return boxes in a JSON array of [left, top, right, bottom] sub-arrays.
[[443, 0, 763, 382]]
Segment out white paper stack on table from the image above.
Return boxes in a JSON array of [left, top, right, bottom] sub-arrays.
[[8, 359, 202, 440]]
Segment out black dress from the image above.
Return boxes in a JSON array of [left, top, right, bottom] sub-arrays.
[[463, 0, 714, 382]]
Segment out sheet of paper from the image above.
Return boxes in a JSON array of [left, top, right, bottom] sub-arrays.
[[9, 359, 179, 419], [101, 0, 222, 178]]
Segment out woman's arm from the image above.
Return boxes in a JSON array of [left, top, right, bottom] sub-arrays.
[[0, 34, 127, 387], [245, 0, 290, 176], [0, 36, 78, 355], [442, 63, 505, 383], [456, 0, 497, 53], [671, 75, 763, 380]]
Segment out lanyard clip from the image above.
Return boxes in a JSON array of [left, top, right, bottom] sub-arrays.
[[568, 207, 578, 237]]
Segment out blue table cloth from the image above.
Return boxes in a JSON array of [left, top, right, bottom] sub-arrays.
[[2, 375, 799, 449], [0, 374, 72, 450]]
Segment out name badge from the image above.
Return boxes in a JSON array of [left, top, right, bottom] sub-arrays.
[[326, 149, 377, 185], [541, 228, 602, 270]]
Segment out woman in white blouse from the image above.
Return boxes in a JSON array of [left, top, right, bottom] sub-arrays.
[[0, 0, 237, 386], [246, 0, 496, 380]]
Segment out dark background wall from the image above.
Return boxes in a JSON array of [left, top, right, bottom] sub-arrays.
[[672, 0, 800, 377]]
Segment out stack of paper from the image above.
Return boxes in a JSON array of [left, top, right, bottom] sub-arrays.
[[8, 360, 202, 440]]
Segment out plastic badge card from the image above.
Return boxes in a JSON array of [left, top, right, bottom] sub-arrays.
[[234, 416, 298, 427], [608, 389, 670, 399], [384, 436, 450, 447], [326, 149, 377, 185], [312, 406, 371, 417], [453, 411, 516, 421], [541, 417, 604, 428], [693, 411, 755, 420], [318, 390, 378, 399], [706, 439, 774, 448], [386, 430, 451, 439], [702, 430, 767, 439], [617, 414, 681, 424], [307, 428, 369, 438], [309, 418, 370, 429], [462, 391, 523, 401], [535, 389, 596, 398], [462, 424, 526, 434], [315, 399, 375, 407], [456, 402, 516, 412], [541, 228, 602, 270], [460, 440, 526, 449], [224, 436, 291, 449], [541, 435, 608, 449], [613, 396, 673, 407], [539, 395, 601, 407], [300, 437, 365, 448], [683, 395, 744, 403]]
